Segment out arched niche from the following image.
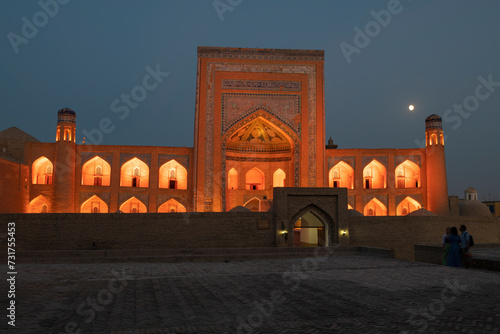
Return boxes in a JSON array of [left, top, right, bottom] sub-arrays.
[[81, 195, 109, 213], [119, 196, 147, 213], [120, 157, 149, 188], [159, 159, 187, 189], [82, 156, 111, 186]]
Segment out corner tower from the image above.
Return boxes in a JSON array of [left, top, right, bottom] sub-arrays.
[[53, 107, 77, 212], [425, 114, 449, 215]]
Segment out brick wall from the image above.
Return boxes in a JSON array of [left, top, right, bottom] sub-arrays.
[[0, 212, 275, 251], [348, 216, 500, 260], [2, 211, 498, 261], [0, 159, 29, 213]]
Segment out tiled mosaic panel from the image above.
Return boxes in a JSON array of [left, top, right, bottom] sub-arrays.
[[222, 93, 301, 135]]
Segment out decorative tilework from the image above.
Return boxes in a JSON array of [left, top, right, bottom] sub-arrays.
[[395, 194, 423, 208], [221, 110, 300, 182], [204, 197, 213, 212], [226, 156, 291, 162], [119, 153, 151, 167], [79, 192, 110, 206], [394, 155, 422, 168], [158, 154, 189, 169], [222, 79, 301, 91], [80, 152, 113, 166], [202, 62, 318, 211], [157, 195, 187, 210], [118, 193, 149, 208], [328, 156, 355, 170], [197, 47, 324, 62], [222, 93, 301, 135], [362, 194, 388, 207], [362, 156, 388, 169]]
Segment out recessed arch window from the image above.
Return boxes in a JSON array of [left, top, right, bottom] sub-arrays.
[[329, 161, 354, 189], [119, 196, 147, 213], [228, 168, 238, 189], [81, 195, 109, 213], [120, 158, 149, 188], [363, 198, 387, 216], [273, 169, 286, 188], [159, 160, 187, 189], [395, 160, 420, 189], [158, 199, 187, 213], [81, 156, 111, 186], [396, 196, 421, 216], [363, 160, 386, 189], [32, 156, 53, 185], [29, 195, 50, 213], [246, 168, 265, 190]]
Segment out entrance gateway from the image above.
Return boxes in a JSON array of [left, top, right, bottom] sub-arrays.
[[293, 211, 326, 247], [272, 187, 349, 248]]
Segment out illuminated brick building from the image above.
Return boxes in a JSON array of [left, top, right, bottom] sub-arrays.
[[0, 47, 450, 216]]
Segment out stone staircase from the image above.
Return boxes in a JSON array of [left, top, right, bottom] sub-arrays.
[[17, 246, 393, 264]]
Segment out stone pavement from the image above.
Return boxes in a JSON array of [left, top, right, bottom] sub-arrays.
[[2, 254, 500, 333]]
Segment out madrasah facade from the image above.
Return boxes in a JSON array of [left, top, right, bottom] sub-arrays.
[[0, 47, 450, 216]]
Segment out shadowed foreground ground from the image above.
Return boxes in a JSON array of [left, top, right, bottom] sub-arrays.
[[2, 255, 500, 333]]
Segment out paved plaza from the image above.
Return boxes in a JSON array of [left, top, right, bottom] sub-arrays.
[[3, 254, 500, 333]]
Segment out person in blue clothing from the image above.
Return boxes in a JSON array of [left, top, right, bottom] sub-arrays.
[[445, 226, 462, 267], [460, 224, 473, 268]]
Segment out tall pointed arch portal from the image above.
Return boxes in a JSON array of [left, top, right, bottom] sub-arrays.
[[292, 211, 326, 247], [223, 111, 300, 211]]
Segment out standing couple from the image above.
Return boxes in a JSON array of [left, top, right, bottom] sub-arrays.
[[442, 225, 472, 267]]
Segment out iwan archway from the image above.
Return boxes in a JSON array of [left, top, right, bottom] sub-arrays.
[[222, 111, 300, 212]]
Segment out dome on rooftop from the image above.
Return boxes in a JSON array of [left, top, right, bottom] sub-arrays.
[[425, 114, 441, 122], [58, 107, 76, 115], [407, 208, 438, 216], [465, 187, 477, 193], [459, 200, 491, 217]]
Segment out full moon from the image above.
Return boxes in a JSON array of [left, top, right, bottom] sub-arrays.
[[409, 105, 415, 111]]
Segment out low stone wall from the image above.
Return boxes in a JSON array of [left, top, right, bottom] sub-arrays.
[[2, 213, 499, 262], [0, 212, 275, 251], [348, 216, 500, 260], [414, 244, 500, 271]]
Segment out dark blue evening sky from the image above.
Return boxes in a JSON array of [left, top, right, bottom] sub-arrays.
[[1, 0, 499, 199]]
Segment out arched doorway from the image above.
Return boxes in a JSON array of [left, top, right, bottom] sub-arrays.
[[292, 211, 326, 247]]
